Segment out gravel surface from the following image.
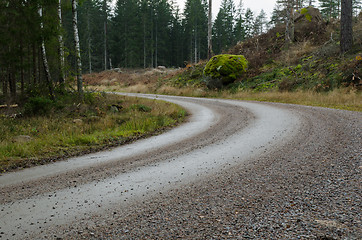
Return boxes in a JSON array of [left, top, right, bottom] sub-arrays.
[[1, 95, 361, 240]]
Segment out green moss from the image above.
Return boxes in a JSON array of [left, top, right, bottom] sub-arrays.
[[300, 8, 312, 22], [204, 54, 248, 86]]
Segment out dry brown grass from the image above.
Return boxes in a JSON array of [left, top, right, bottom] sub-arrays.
[[278, 41, 318, 65], [88, 82, 361, 112], [222, 89, 361, 111]]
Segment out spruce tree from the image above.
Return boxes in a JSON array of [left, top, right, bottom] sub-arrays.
[[183, 0, 208, 63], [212, 0, 236, 54], [341, 0, 353, 53], [234, 0, 246, 43], [244, 8, 254, 39], [320, 0, 341, 20]]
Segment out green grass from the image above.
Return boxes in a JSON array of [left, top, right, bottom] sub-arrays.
[[0, 93, 186, 172]]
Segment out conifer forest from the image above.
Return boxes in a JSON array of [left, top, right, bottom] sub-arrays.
[[0, 0, 361, 101]]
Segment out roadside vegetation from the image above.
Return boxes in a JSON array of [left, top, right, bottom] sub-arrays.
[[0, 92, 186, 172]]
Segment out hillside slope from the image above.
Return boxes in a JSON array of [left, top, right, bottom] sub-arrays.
[[84, 9, 361, 110]]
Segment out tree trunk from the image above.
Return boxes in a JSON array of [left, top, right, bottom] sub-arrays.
[[285, 0, 295, 44], [3, 67, 9, 101], [58, 0, 65, 86], [143, 20, 146, 68], [39, 6, 55, 99], [72, 0, 83, 95], [8, 66, 16, 102], [32, 44, 37, 85], [87, 6, 92, 73], [155, 19, 158, 68], [194, 26, 197, 64], [341, 0, 353, 53], [20, 39, 24, 96], [103, 0, 107, 71], [208, 0, 212, 60]]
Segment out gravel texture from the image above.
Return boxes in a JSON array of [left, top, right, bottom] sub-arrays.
[[1, 96, 361, 240]]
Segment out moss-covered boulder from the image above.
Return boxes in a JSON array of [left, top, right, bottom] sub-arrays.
[[204, 54, 248, 88]]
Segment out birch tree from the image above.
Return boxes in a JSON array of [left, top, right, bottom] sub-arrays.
[[58, 0, 65, 87], [208, 0, 212, 59], [72, 0, 83, 95], [39, 5, 55, 99]]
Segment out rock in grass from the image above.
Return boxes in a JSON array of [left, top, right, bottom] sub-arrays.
[[204, 54, 248, 88], [13, 135, 32, 143], [73, 119, 83, 125]]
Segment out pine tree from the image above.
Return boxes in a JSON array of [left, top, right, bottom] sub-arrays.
[[253, 9, 267, 36], [110, 0, 141, 68], [320, 0, 341, 20], [352, 0, 362, 16], [183, 0, 208, 63], [212, 0, 236, 54], [170, 5, 184, 66], [341, 0, 353, 53], [233, 0, 246, 43], [244, 8, 254, 39], [270, 1, 287, 26]]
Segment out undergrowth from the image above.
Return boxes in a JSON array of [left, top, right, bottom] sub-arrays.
[[0, 93, 186, 172]]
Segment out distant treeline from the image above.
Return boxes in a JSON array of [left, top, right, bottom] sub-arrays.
[[0, 0, 361, 102]]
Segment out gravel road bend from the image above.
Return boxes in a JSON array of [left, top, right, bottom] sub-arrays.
[[0, 94, 361, 239]]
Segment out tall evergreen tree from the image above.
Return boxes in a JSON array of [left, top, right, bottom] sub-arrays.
[[253, 9, 268, 36], [244, 8, 254, 39], [270, 1, 287, 26], [319, 0, 341, 20], [341, 0, 353, 53], [110, 0, 141, 68], [352, 0, 362, 16], [170, 5, 184, 66], [233, 0, 246, 43], [183, 0, 208, 63], [212, 0, 236, 54]]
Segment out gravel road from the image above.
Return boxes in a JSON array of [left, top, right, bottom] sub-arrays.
[[0, 94, 361, 239]]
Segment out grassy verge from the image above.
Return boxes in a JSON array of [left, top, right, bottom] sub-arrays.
[[0, 93, 186, 173]]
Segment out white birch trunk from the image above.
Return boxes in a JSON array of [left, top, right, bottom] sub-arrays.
[[39, 6, 54, 98], [58, 0, 65, 84], [72, 0, 83, 95], [208, 0, 212, 59]]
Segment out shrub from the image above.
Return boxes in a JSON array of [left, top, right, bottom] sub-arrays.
[[130, 104, 152, 112], [24, 97, 54, 116]]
